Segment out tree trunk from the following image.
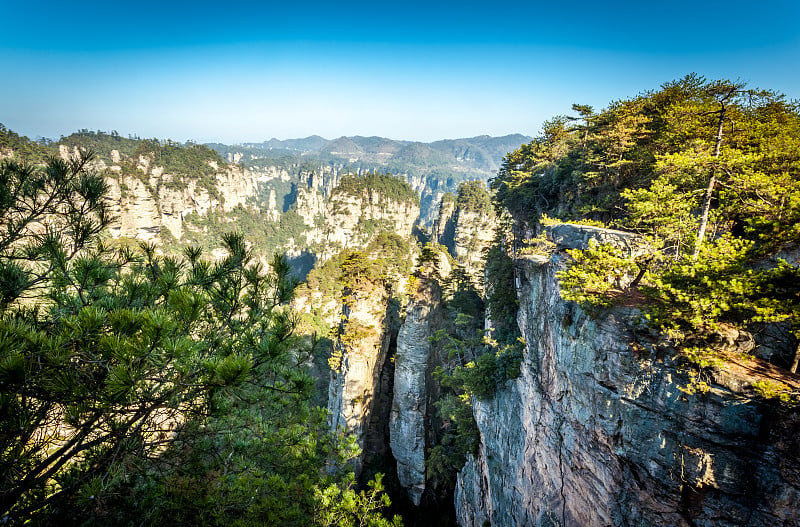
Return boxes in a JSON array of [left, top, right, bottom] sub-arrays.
[[693, 105, 726, 260], [791, 341, 800, 374]]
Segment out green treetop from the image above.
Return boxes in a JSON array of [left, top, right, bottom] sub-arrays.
[[539, 75, 800, 385]]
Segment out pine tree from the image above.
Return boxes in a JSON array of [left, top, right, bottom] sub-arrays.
[[0, 153, 401, 525]]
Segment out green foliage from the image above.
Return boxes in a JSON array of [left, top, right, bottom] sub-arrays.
[[0, 156, 399, 525], [59, 131, 226, 179], [491, 74, 800, 233], [455, 180, 492, 213], [0, 124, 54, 165], [426, 392, 478, 491], [642, 236, 754, 334], [332, 173, 419, 206], [517, 231, 557, 258], [419, 242, 448, 266], [94, 375, 399, 526], [557, 241, 639, 309], [539, 76, 800, 383], [183, 207, 308, 258], [366, 233, 415, 279], [59, 131, 228, 202], [58, 130, 141, 165], [314, 473, 403, 527], [0, 153, 112, 311], [451, 342, 524, 399], [340, 250, 388, 295], [751, 380, 795, 403], [440, 192, 456, 204], [145, 140, 224, 178], [485, 242, 522, 344]]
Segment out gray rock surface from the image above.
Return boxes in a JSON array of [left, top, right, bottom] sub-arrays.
[[546, 223, 648, 256], [327, 289, 391, 477], [390, 298, 433, 505], [453, 209, 496, 291], [455, 229, 800, 527]]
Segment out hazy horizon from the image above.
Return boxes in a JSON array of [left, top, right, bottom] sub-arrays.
[[2, 0, 798, 144]]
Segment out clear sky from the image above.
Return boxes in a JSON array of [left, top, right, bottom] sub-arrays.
[[1, 0, 798, 143]]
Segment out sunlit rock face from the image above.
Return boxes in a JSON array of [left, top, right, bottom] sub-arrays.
[[432, 197, 496, 290], [451, 208, 496, 290], [390, 289, 437, 505], [455, 224, 800, 527], [78, 143, 275, 241], [327, 284, 393, 477], [307, 190, 420, 262]]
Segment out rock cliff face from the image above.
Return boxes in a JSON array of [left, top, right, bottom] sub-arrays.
[[451, 208, 495, 288], [68, 139, 420, 270], [292, 187, 419, 264], [454, 224, 800, 527], [432, 197, 496, 292], [320, 242, 451, 498], [390, 271, 449, 506], [327, 285, 393, 477], [59, 144, 282, 242], [384, 203, 495, 509], [431, 197, 457, 251], [390, 297, 432, 505], [325, 264, 418, 481]]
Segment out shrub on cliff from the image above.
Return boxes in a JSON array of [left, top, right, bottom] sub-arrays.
[[455, 180, 492, 214]]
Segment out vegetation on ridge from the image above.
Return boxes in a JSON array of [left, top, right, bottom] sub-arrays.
[[0, 124, 53, 165], [494, 74, 800, 398], [454, 180, 492, 214], [332, 172, 419, 206]]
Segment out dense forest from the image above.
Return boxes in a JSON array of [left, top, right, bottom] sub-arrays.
[[492, 74, 800, 397], [332, 173, 420, 205]]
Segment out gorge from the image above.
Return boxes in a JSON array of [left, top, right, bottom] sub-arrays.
[[1, 74, 799, 526]]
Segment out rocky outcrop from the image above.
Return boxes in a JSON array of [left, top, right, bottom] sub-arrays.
[[389, 250, 453, 507], [390, 290, 435, 505], [452, 209, 496, 288], [327, 285, 393, 477], [104, 175, 162, 240], [64, 145, 282, 241], [57, 144, 315, 243], [546, 223, 648, 256], [455, 224, 800, 526], [432, 201, 496, 295], [302, 189, 420, 262], [295, 187, 326, 228], [432, 198, 456, 252]]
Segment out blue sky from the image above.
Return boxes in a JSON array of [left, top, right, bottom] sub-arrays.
[[1, 0, 798, 143]]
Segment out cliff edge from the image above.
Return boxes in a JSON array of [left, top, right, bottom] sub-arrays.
[[455, 224, 800, 527]]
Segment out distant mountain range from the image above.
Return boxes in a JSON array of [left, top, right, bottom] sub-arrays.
[[206, 134, 532, 176]]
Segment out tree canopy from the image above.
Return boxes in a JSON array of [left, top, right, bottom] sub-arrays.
[[499, 75, 800, 392]]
